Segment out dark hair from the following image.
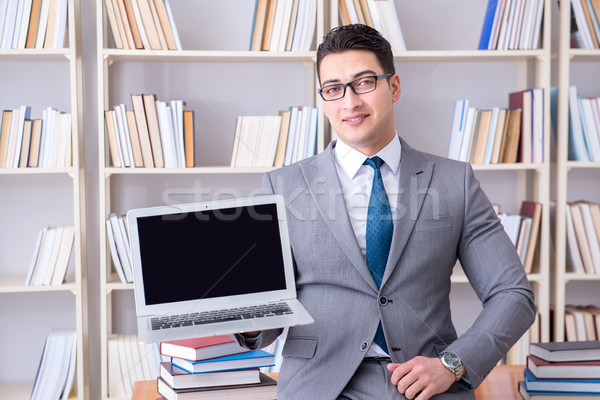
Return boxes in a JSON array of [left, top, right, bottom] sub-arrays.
[[316, 24, 395, 84]]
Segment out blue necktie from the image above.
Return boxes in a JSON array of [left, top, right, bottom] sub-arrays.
[[364, 156, 393, 353]]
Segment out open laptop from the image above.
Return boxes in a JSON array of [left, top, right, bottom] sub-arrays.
[[127, 194, 314, 343]]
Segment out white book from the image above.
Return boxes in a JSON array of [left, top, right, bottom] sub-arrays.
[[108, 109, 125, 168], [569, 86, 590, 161], [16, 0, 32, 48], [292, 106, 308, 163], [447, 100, 465, 160], [155, 101, 178, 168], [269, 0, 286, 51], [532, 88, 544, 163], [483, 107, 500, 164], [284, 106, 299, 165], [25, 226, 48, 286], [0, 0, 9, 47], [109, 213, 133, 282], [35, 0, 50, 48], [51, 224, 75, 285], [247, 116, 263, 167], [169, 100, 185, 168], [42, 107, 56, 167], [38, 108, 48, 167], [502, 0, 518, 50], [499, 213, 522, 246], [52, 0, 67, 48], [114, 105, 133, 167], [290, 0, 306, 51], [31, 331, 70, 400], [508, 0, 525, 50], [61, 112, 72, 167], [117, 215, 133, 278], [518, 0, 535, 49], [578, 203, 600, 274], [4, 106, 19, 167], [106, 217, 128, 283], [572, 0, 594, 49], [0, 0, 18, 48], [55, 112, 70, 167], [276, 0, 293, 52], [136, 340, 152, 380], [458, 107, 476, 162], [8, 106, 31, 168], [108, 336, 127, 398], [11, 0, 25, 48], [488, 0, 507, 49], [144, 342, 161, 379], [230, 116, 243, 168], [163, 0, 181, 50], [265, 115, 283, 167], [118, 335, 134, 396], [130, 0, 150, 49], [580, 97, 600, 161], [565, 202, 586, 273], [42, 224, 64, 285], [528, 0, 544, 49], [379, 0, 406, 51], [496, 0, 513, 50], [305, 106, 318, 159], [60, 331, 77, 399], [32, 226, 57, 286]]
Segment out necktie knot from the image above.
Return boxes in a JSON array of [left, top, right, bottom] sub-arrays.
[[364, 156, 384, 170]]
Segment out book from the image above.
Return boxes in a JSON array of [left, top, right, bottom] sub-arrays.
[[509, 88, 533, 163], [530, 341, 600, 362], [471, 108, 492, 164], [160, 335, 249, 361], [570, 203, 597, 274], [171, 349, 275, 374], [479, 0, 500, 49], [160, 362, 260, 389], [156, 373, 277, 400], [30, 330, 77, 400], [501, 108, 522, 163], [183, 109, 194, 167], [519, 380, 600, 400], [520, 201, 542, 274], [250, 0, 268, 51], [527, 354, 600, 379], [152, 0, 177, 50], [142, 93, 164, 167]]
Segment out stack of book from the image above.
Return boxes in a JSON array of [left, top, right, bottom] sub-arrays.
[[25, 224, 75, 286], [570, 0, 600, 49], [30, 330, 77, 400], [230, 105, 318, 168], [0, 106, 72, 168], [567, 86, 600, 162], [447, 89, 544, 164], [108, 334, 163, 398], [105, 95, 194, 168], [104, 0, 182, 50], [106, 213, 133, 284], [0, 0, 69, 49], [496, 200, 543, 274], [563, 305, 600, 342], [518, 341, 600, 399], [249, 0, 317, 52], [338, 0, 407, 51], [478, 0, 545, 50], [565, 201, 600, 275], [157, 334, 277, 400]]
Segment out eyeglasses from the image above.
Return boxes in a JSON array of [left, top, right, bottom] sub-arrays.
[[318, 74, 392, 101]]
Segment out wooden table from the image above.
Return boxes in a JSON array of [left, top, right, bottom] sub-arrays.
[[133, 365, 525, 400]]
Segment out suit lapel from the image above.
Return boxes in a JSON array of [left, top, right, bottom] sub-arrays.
[[382, 140, 434, 287], [300, 142, 378, 292]]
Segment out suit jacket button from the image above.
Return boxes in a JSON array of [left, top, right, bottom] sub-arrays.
[[379, 296, 388, 306], [360, 341, 368, 351]]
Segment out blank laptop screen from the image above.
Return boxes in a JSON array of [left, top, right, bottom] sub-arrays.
[[136, 203, 288, 306]]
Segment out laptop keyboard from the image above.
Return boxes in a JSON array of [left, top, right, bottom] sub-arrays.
[[150, 302, 293, 331]]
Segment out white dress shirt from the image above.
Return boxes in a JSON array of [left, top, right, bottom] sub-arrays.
[[334, 135, 402, 357]]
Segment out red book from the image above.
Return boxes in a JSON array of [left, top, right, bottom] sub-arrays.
[[160, 335, 249, 361], [527, 354, 600, 379]]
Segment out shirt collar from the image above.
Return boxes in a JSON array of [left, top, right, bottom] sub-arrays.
[[334, 134, 401, 179]]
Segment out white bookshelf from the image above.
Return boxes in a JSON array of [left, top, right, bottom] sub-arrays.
[[0, 0, 88, 398], [96, 0, 325, 397]]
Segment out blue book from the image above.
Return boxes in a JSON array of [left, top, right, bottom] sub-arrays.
[[524, 368, 600, 393], [478, 0, 499, 50], [519, 381, 600, 400], [171, 349, 275, 374]]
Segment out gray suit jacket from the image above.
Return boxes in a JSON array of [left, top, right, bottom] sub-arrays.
[[239, 138, 536, 399]]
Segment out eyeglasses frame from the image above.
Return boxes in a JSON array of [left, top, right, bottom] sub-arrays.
[[318, 73, 393, 102]]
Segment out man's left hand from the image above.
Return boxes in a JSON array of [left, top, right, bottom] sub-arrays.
[[387, 356, 455, 400]]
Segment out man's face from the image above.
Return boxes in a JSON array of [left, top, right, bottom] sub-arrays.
[[319, 50, 401, 156]]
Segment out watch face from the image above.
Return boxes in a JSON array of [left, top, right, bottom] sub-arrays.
[[442, 353, 460, 368]]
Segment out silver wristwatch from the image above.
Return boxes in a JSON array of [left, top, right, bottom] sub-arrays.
[[439, 352, 465, 382]]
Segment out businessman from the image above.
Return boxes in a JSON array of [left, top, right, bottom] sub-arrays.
[[237, 24, 536, 400]]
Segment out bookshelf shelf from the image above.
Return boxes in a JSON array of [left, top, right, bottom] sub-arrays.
[[0, 49, 71, 60], [103, 49, 316, 63], [392, 49, 546, 63], [563, 273, 600, 283], [104, 166, 274, 176], [470, 163, 546, 172], [565, 161, 600, 170], [0, 167, 75, 175]]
